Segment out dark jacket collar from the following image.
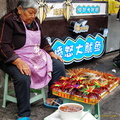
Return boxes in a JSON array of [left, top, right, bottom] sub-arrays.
[[12, 8, 22, 22]]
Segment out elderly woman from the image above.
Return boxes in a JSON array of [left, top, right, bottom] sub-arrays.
[[0, 0, 66, 120]]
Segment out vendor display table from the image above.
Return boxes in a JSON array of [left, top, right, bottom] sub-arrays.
[[46, 68, 120, 120]]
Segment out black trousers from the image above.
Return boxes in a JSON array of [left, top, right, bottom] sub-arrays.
[[0, 58, 66, 117]]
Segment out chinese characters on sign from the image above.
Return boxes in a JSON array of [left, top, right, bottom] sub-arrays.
[[76, 5, 100, 14], [50, 33, 105, 65]]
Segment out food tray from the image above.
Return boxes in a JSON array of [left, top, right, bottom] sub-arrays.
[[52, 81, 119, 105]]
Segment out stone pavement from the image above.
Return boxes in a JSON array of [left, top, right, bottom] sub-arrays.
[[0, 51, 120, 120]]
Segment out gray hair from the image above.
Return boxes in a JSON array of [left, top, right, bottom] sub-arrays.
[[17, 0, 39, 10]]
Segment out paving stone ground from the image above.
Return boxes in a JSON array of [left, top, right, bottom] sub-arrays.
[[0, 51, 120, 120]]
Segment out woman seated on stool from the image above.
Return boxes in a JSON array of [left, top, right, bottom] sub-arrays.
[[0, 0, 66, 120]]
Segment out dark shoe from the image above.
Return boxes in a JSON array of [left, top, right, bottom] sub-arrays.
[[113, 60, 120, 68]]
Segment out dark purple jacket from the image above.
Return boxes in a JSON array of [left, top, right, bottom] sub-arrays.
[[0, 8, 53, 63]]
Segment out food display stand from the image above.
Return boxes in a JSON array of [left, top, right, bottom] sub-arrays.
[[50, 68, 120, 120], [44, 67, 120, 120], [39, 0, 108, 65]]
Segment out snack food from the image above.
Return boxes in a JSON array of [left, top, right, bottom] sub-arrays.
[[52, 68, 120, 105]]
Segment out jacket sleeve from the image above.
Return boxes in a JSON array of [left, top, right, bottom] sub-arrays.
[[0, 16, 19, 63], [36, 18, 54, 53], [40, 29, 54, 53]]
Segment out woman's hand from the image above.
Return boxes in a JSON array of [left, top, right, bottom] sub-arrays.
[[12, 58, 31, 76], [49, 52, 64, 62]]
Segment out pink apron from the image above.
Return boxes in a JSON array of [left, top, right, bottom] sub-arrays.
[[14, 21, 52, 89]]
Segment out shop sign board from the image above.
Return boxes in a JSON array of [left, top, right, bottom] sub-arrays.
[[48, 33, 106, 65], [44, 2, 108, 65], [46, 2, 107, 18]]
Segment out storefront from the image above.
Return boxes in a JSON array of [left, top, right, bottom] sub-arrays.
[[38, 0, 108, 65]]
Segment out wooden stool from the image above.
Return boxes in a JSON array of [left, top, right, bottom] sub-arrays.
[[2, 73, 46, 108]]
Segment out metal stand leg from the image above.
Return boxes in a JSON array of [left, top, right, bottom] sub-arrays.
[[94, 103, 100, 120]]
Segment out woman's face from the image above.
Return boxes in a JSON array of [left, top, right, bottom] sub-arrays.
[[18, 6, 37, 25]]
